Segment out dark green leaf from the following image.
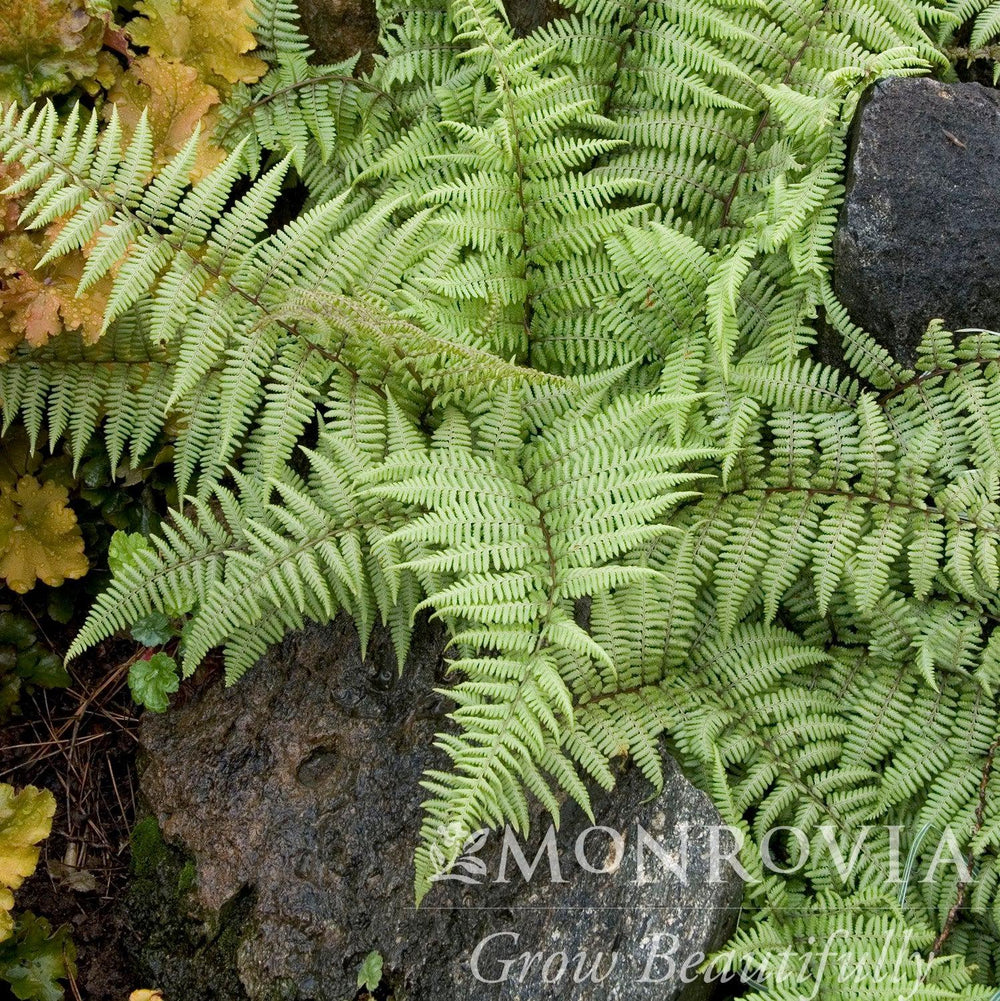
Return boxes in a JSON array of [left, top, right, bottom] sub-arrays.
[[130, 612, 174, 648], [0, 914, 76, 1001], [15, 650, 69, 690]]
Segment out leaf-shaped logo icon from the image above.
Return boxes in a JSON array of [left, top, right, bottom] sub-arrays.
[[429, 826, 490, 883]]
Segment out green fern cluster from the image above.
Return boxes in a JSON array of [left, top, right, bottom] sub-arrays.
[[4, 0, 1000, 996]]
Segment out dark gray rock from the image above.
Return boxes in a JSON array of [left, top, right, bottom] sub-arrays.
[[834, 77, 1000, 365], [139, 618, 741, 1001], [126, 817, 252, 1001]]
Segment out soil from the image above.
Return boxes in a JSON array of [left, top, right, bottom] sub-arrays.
[[0, 613, 226, 1000], [1, 627, 141, 999]]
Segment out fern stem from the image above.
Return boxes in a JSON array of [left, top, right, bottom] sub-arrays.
[[599, 0, 646, 119], [215, 73, 398, 148], [878, 354, 1000, 405]]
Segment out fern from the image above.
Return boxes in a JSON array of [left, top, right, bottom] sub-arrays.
[[69, 376, 429, 681], [0, 101, 545, 494], [366, 388, 710, 898], [938, 0, 1000, 69], [4, 0, 1000, 996], [215, 0, 387, 173]]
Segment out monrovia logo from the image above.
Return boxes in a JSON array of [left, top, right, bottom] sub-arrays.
[[429, 822, 972, 888]]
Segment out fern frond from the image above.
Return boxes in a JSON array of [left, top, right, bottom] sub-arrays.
[[70, 379, 429, 680], [365, 389, 711, 900], [2, 101, 550, 492], [8, 4, 999, 984]]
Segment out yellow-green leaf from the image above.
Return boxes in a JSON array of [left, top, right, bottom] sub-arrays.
[[0, 0, 104, 105], [0, 477, 89, 593], [0, 784, 55, 942], [127, 0, 266, 91]]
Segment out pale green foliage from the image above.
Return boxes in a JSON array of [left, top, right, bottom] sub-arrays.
[[357, 950, 383, 992], [128, 652, 179, 712], [934, 0, 1000, 84], [939, 0, 1000, 55], [3, 0, 1000, 996], [0, 99, 545, 492], [721, 891, 992, 1000], [368, 389, 711, 889]]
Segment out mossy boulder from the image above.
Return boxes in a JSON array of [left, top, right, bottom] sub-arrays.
[[127, 816, 254, 1001]]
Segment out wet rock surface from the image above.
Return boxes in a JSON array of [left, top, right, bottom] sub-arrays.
[[139, 618, 741, 1001], [127, 817, 253, 1001], [834, 77, 1000, 364]]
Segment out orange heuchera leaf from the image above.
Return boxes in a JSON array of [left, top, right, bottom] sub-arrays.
[[0, 237, 60, 347], [0, 231, 112, 355], [0, 163, 22, 232], [0, 783, 55, 941], [7, 280, 61, 345], [129, 991, 165, 1001], [107, 54, 226, 175], [0, 476, 89, 593], [128, 0, 266, 90], [0, 164, 112, 354]]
